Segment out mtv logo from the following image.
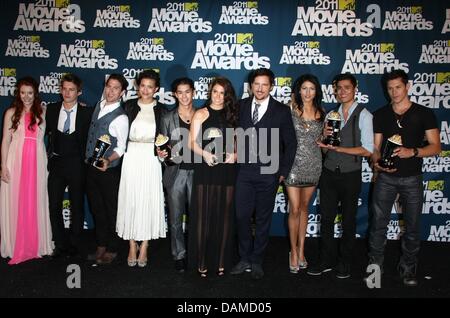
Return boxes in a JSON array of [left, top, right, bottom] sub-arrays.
[[338, 0, 355, 10], [237, 33, 253, 44], [411, 6, 422, 14], [276, 77, 292, 87], [427, 180, 444, 191], [308, 41, 320, 49], [56, 0, 70, 8], [185, 2, 199, 11], [437, 72, 450, 83], [4, 68, 16, 77], [93, 40, 105, 49], [381, 43, 395, 53], [31, 36, 40, 43], [247, 1, 258, 9], [120, 5, 130, 12], [153, 38, 164, 45]]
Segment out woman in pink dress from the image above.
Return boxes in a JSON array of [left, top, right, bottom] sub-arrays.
[[1, 77, 53, 264]]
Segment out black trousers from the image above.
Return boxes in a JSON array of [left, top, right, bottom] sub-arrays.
[[86, 165, 121, 252], [318, 168, 362, 267], [48, 156, 86, 250], [235, 167, 279, 265]]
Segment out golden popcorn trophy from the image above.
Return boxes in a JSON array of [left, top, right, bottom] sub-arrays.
[[379, 134, 402, 169], [155, 134, 172, 164], [323, 111, 342, 146], [87, 134, 111, 168]]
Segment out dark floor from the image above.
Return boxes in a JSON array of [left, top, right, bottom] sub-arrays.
[[1, 231, 449, 299]]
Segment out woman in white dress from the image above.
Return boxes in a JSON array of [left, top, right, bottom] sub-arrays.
[[116, 70, 166, 267]]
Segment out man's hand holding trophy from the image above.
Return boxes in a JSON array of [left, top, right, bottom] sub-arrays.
[[317, 110, 342, 150], [87, 134, 112, 171]]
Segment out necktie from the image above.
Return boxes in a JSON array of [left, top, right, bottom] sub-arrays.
[[63, 109, 72, 134], [252, 103, 260, 125]]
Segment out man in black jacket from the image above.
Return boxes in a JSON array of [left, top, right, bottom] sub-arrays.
[[45, 73, 93, 258], [231, 68, 297, 279]]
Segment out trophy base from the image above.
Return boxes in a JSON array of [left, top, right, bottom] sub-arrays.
[[323, 138, 340, 147], [378, 159, 395, 169], [87, 157, 103, 168]]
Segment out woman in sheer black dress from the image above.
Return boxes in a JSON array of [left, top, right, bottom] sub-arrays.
[[188, 77, 238, 277]]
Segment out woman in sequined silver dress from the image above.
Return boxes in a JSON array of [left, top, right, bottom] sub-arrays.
[[285, 74, 325, 273]]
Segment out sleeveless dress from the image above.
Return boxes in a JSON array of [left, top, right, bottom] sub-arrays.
[[188, 106, 235, 272], [116, 102, 166, 240], [0, 112, 53, 264], [285, 109, 323, 187]]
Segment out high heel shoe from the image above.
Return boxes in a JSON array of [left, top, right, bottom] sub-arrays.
[[198, 269, 208, 278], [298, 259, 308, 270], [217, 268, 225, 277], [138, 258, 147, 268], [127, 242, 139, 267], [289, 252, 299, 274], [137, 242, 148, 267]]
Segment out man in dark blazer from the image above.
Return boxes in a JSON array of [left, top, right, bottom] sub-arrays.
[[45, 73, 93, 258], [231, 68, 297, 279], [157, 77, 196, 273]]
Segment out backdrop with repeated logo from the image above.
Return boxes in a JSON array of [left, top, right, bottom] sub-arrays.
[[0, 0, 449, 241]]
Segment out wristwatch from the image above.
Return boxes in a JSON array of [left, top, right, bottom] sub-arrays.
[[413, 148, 419, 157]]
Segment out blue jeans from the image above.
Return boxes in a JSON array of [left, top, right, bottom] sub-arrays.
[[368, 173, 423, 273]]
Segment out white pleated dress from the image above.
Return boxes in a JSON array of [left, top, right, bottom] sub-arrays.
[[116, 101, 166, 241]]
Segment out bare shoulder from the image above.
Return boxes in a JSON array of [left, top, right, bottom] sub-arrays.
[[193, 107, 209, 122], [4, 107, 15, 118]]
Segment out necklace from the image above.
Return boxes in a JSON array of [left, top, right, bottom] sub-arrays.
[[178, 109, 193, 124], [395, 113, 404, 128], [393, 103, 412, 129]]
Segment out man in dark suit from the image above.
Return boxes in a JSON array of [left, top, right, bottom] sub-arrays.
[[231, 68, 297, 279], [157, 77, 196, 273], [45, 73, 93, 258]]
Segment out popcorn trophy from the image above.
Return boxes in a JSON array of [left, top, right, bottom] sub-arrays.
[[323, 111, 342, 146], [155, 134, 173, 164], [87, 134, 111, 168], [379, 134, 402, 169], [205, 128, 224, 165]]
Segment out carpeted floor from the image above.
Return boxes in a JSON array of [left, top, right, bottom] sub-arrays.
[[1, 231, 449, 299]]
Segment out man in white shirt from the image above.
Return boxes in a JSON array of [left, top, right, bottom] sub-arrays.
[[85, 74, 129, 264]]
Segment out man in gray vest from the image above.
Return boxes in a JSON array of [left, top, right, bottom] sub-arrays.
[[85, 74, 129, 264], [307, 73, 373, 279]]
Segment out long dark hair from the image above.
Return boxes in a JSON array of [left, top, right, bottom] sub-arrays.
[[205, 77, 238, 128], [10, 76, 43, 131], [293, 74, 325, 121]]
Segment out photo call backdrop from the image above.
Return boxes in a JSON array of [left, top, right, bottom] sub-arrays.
[[0, 0, 449, 242]]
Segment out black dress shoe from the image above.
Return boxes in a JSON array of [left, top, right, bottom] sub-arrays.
[[51, 247, 68, 259], [251, 263, 264, 280], [175, 259, 186, 273], [230, 261, 251, 275]]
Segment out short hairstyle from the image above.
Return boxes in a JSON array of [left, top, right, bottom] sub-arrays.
[[248, 68, 275, 86], [332, 73, 357, 88], [383, 69, 409, 86], [136, 69, 160, 88], [171, 77, 195, 93], [60, 73, 82, 92], [106, 73, 128, 92]]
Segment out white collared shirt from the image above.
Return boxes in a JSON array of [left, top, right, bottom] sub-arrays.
[[97, 100, 129, 157], [57, 103, 78, 134], [251, 96, 270, 123]]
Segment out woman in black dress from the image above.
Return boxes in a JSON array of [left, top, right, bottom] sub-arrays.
[[188, 77, 238, 277]]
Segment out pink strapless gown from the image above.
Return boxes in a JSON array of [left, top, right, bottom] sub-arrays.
[[9, 113, 39, 264]]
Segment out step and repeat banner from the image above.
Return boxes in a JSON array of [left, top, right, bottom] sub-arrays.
[[0, 0, 449, 241]]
